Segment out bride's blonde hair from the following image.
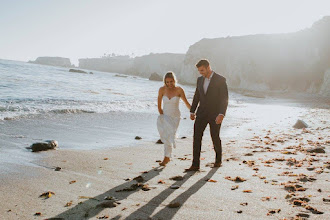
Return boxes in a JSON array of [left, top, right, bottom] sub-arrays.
[[163, 71, 177, 86]]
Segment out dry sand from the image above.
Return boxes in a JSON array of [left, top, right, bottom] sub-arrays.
[[1, 103, 329, 220]]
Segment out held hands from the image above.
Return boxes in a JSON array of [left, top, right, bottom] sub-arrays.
[[215, 114, 224, 124], [190, 113, 195, 120]]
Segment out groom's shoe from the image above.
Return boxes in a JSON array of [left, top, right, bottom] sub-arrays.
[[212, 162, 222, 168], [184, 165, 200, 172]]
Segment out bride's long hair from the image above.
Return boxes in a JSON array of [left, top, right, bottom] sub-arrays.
[[163, 71, 177, 87]]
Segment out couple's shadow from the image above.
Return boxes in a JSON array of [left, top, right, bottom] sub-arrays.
[[51, 166, 218, 220]]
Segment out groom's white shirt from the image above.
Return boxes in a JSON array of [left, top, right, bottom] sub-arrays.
[[203, 71, 214, 94]]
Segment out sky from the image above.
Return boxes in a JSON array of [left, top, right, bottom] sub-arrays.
[[0, 0, 329, 65]]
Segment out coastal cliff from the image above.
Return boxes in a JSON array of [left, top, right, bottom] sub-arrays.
[[179, 16, 330, 95]]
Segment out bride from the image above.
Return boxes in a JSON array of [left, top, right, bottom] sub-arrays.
[[157, 72, 191, 166]]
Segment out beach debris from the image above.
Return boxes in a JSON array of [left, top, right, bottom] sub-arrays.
[[237, 210, 243, 213], [142, 184, 151, 191], [242, 160, 255, 166], [292, 200, 307, 206], [97, 215, 109, 219], [244, 153, 253, 156], [307, 147, 325, 153], [116, 183, 142, 192], [207, 179, 218, 183], [267, 209, 281, 215], [168, 202, 180, 208], [104, 196, 117, 200], [170, 185, 180, 189], [69, 180, 76, 184], [96, 201, 120, 208], [103, 157, 109, 160], [323, 198, 330, 202], [158, 180, 165, 184], [231, 185, 239, 190], [284, 184, 306, 192], [181, 136, 187, 139], [297, 176, 316, 182], [65, 201, 73, 207], [115, 182, 152, 192], [124, 178, 132, 181], [170, 175, 184, 181], [39, 191, 55, 199], [27, 140, 58, 152], [156, 160, 161, 162], [240, 202, 248, 206], [305, 205, 324, 214], [225, 176, 246, 182], [156, 139, 163, 144], [261, 197, 271, 201], [54, 167, 61, 171], [293, 120, 308, 129], [34, 212, 42, 216], [178, 157, 189, 161], [307, 167, 315, 171], [243, 190, 252, 193], [318, 189, 322, 192], [296, 213, 310, 218], [133, 175, 144, 182], [135, 136, 142, 140]]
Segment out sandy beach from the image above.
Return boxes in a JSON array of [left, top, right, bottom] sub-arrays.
[[1, 94, 329, 220]]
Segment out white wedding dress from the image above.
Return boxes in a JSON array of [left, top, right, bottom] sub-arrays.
[[157, 96, 181, 158]]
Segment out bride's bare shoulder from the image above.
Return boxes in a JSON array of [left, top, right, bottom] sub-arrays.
[[159, 86, 166, 93]]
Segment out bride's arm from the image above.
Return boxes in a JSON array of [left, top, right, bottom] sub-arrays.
[[179, 87, 191, 110], [158, 87, 164, 114]]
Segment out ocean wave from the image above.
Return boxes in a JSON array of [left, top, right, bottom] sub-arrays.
[[1, 108, 96, 121]]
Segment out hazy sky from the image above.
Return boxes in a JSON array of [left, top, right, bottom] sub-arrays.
[[0, 0, 329, 64]]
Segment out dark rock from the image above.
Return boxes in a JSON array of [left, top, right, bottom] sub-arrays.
[[293, 120, 308, 129], [168, 202, 180, 208], [96, 201, 120, 208], [307, 147, 325, 153], [69, 69, 87, 74], [149, 72, 162, 81], [156, 139, 163, 144], [27, 140, 58, 152], [170, 185, 180, 189], [181, 136, 187, 139], [296, 213, 310, 218], [89, 72, 93, 74], [170, 175, 184, 181], [237, 210, 242, 213], [54, 167, 61, 171], [135, 136, 142, 140], [133, 176, 144, 182]]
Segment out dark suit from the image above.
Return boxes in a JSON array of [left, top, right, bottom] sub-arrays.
[[190, 72, 228, 167]]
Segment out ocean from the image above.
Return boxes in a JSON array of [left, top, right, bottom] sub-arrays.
[[0, 59, 311, 171]]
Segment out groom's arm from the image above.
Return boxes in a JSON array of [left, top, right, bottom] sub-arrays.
[[218, 78, 228, 116], [190, 78, 200, 114]]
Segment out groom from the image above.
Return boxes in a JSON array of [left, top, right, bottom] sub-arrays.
[[185, 59, 228, 172]]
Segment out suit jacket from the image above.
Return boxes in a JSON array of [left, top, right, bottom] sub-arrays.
[[190, 72, 228, 120]]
